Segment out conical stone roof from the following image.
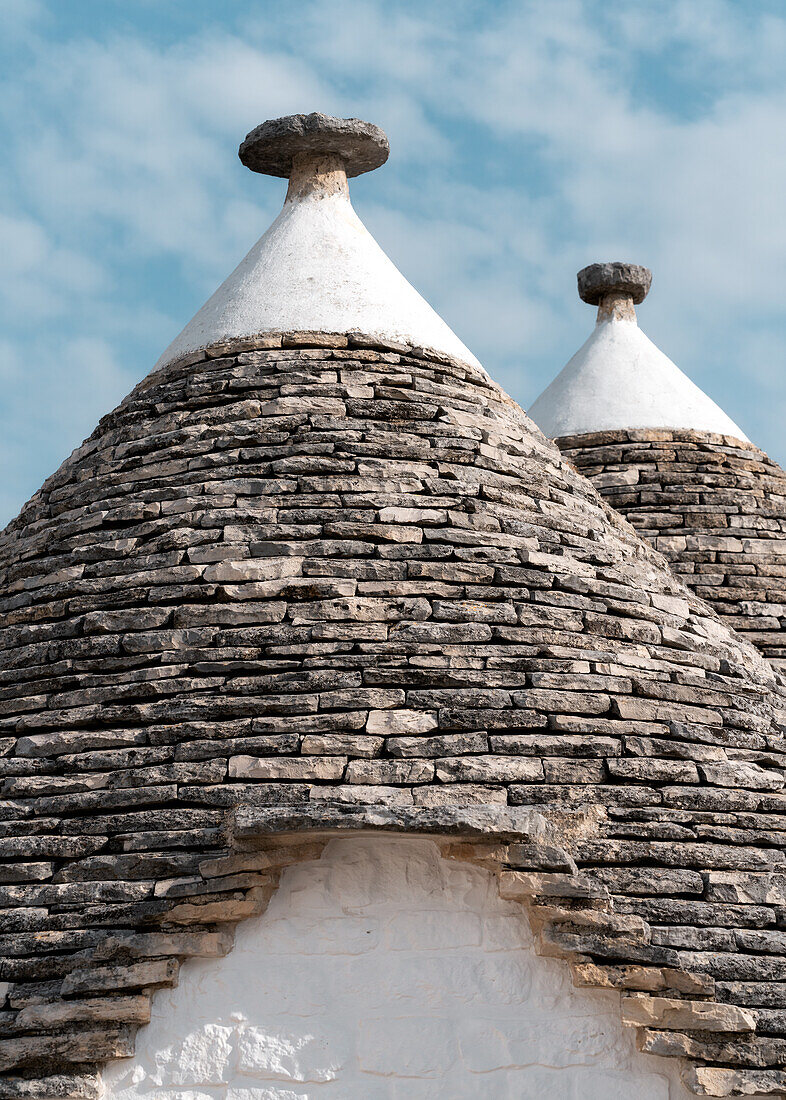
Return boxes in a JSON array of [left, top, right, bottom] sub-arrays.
[[1, 124, 785, 1097], [535, 264, 786, 671]]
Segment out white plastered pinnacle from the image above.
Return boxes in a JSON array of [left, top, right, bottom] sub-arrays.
[[529, 316, 748, 441], [154, 172, 482, 374]]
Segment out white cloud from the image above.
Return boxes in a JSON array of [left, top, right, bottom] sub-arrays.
[[0, 212, 106, 319], [0, 335, 134, 524]]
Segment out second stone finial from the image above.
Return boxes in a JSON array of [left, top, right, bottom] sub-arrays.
[[578, 261, 652, 304]]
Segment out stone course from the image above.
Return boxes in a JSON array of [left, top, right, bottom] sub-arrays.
[[0, 337, 784, 1096], [557, 429, 786, 670]]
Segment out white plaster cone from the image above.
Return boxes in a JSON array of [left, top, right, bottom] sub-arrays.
[[154, 168, 482, 374], [529, 315, 748, 442]]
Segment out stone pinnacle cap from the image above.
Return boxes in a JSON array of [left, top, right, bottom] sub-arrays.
[[239, 112, 390, 179], [577, 261, 652, 305]]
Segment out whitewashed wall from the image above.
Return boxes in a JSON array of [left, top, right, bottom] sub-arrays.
[[101, 837, 720, 1100]]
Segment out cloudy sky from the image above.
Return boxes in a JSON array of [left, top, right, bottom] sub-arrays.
[[2, 0, 785, 526]]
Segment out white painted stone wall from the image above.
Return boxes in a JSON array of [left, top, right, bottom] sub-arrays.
[[101, 837, 729, 1100]]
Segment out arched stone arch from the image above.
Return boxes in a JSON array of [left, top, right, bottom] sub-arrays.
[[100, 834, 704, 1099], [7, 808, 771, 1098]]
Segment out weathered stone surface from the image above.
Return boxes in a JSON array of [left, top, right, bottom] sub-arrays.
[[0, 1075, 99, 1099], [162, 885, 273, 925], [92, 930, 234, 961], [558, 428, 786, 671], [198, 845, 323, 879], [228, 755, 345, 781], [588, 866, 704, 897], [436, 755, 544, 783], [60, 958, 178, 997], [234, 803, 545, 842], [620, 994, 755, 1032], [572, 961, 714, 997], [345, 758, 434, 784], [638, 1027, 786, 1066], [299, 733, 382, 757], [682, 1065, 786, 1098], [607, 758, 699, 783], [15, 996, 151, 1029], [699, 762, 784, 791], [716, 983, 786, 1008], [15, 730, 145, 758], [0, 1029, 134, 1071], [499, 871, 608, 902], [0, 339, 785, 1091], [239, 112, 390, 179], [366, 710, 438, 735], [706, 872, 786, 905], [505, 841, 576, 873], [735, 930, 786, 955], [388, 731, 487, 758], [577, 262, 652, 305]]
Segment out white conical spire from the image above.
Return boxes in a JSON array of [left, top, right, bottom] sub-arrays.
[[529, 262, 748, 441], [155, 113, 481, 373]]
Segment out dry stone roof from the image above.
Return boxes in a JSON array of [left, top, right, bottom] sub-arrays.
[[1, 127, 785, 1097], [557, 429, 786, 675], [535, 262, 786, 674]]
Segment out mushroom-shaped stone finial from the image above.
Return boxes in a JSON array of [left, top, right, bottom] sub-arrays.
[[578, 262, 652, 305], [239, 112, 389, 178], [577, 262, 652, 323]]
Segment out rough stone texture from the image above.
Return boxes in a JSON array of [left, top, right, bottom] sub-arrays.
[[557, 428, 786, 671], [0, 337, 785, 1094], [239, 113, 389, 178], [100, 838, 705, 1100], [620, 995, 755, 1033], [684, 1065, 786, 1098], [578, 262, 653, 305]]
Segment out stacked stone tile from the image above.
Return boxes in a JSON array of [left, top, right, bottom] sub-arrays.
[[557, 429, 786, 672], [1, 125, 785, 1097]]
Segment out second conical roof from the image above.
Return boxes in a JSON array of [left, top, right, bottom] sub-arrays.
[[529, 261, 748, 441]]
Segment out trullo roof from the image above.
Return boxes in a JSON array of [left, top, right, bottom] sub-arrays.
[[538, 263, 786, 674], [0, 122, 784, 1099], [154, 112, 481, 374]]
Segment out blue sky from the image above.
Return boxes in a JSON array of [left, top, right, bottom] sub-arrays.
[[2, 0, 786, 526]]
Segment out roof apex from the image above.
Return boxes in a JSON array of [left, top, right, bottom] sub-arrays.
[[577, 261, 652, 305], [529, 263, 748, 442], [239, 112, 389, 178], [154, 112, 481, 375]]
